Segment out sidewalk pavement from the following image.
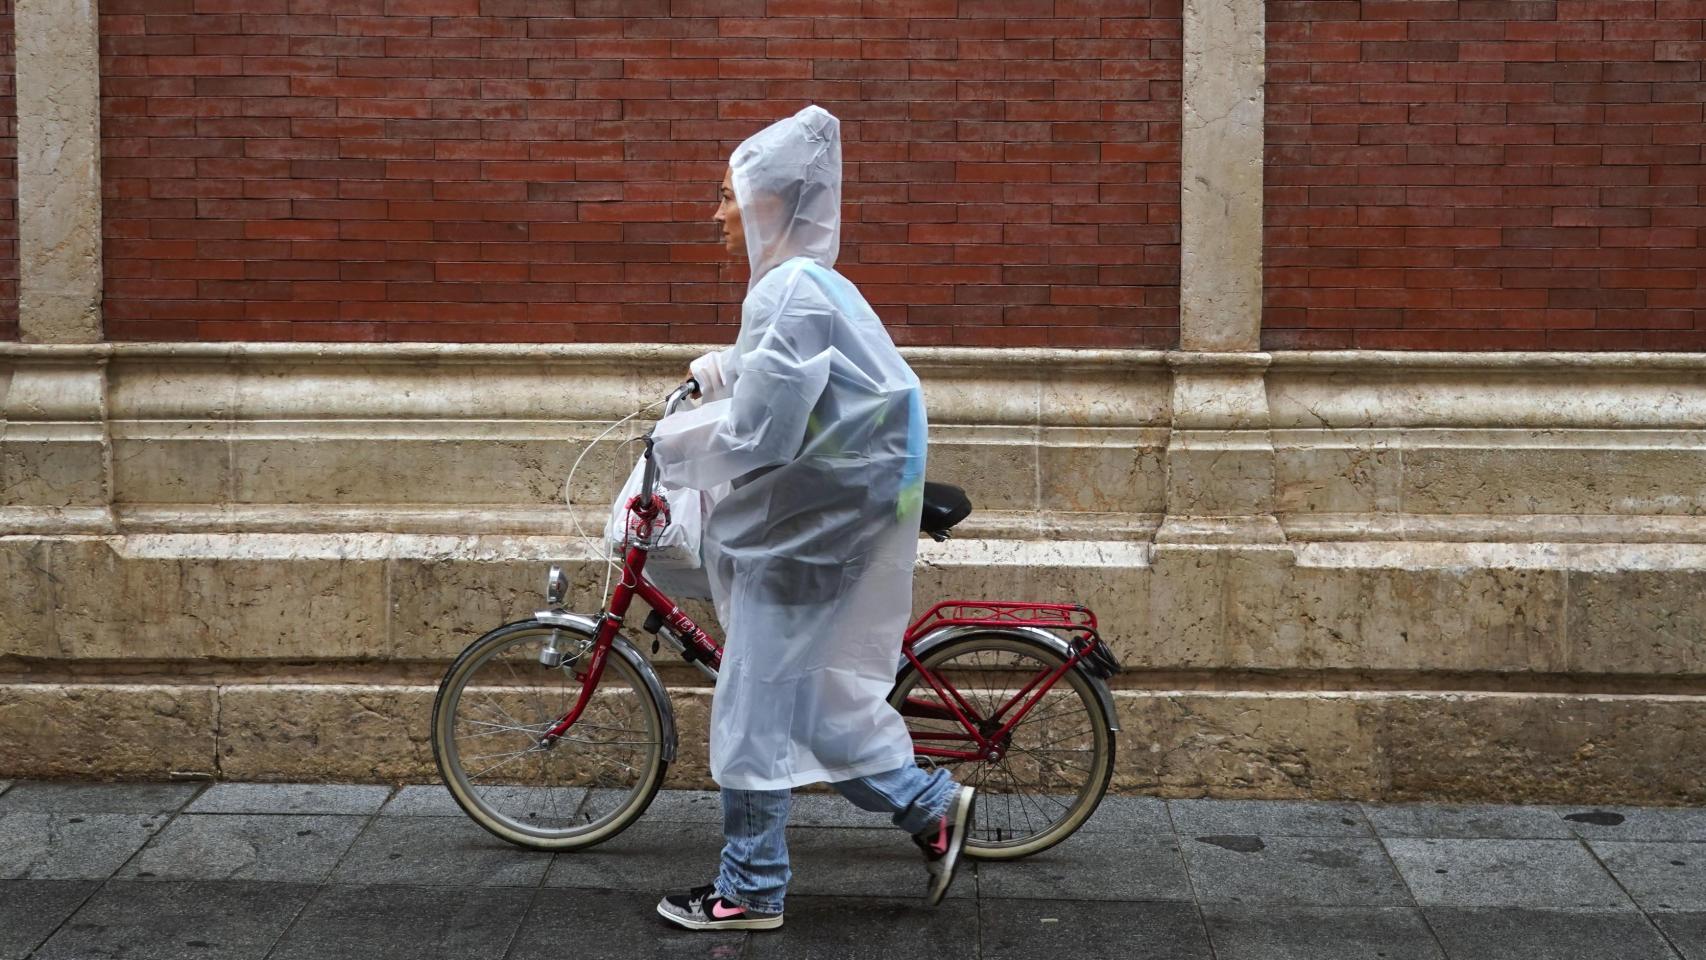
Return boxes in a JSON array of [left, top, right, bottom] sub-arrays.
[[1, 779, 1703, 959]]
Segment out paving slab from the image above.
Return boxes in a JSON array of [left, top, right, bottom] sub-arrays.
[[1589, 841, 1706, 912], [774, 821, 978, 901], [543, 818, 977, 902], [33, 879, 316, 960], [1181, 835, 1411, 906], [973, 832, 1192, 902], [379, 783, 589, 819], [971, 789, 1097, 845], [0, 880, 100, 960], [377, 784, 471, 817], [745, 895, 979, 959], [1203, 905, 1446, 960], [1423, 907, 1683, 960], [545, 820, 727, 894], [980, 898, 1212, 960], [1363, 803, 1578, 840], [784, 790, 892, 828], [618, 788, 723, 823], [506, 887, 746, 960], [1555, 806, 1706, 842], [330, 816, 550, 887], [0, 780, 201, 814], [118, 813, 368, 883], [1079, 794, 1173, 834], [269, 883, 536, 960], [1651, 913, 1706, 960], [1170, 799, 1372, 837], [185, 782, 392, 815], [0, 812, 166, 880], [1387, 838, 1634, 910]]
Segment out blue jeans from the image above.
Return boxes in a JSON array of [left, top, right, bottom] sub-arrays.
[[713, 764, 959, 914]]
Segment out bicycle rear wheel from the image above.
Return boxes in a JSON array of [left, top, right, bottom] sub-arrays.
[[889, 633, 1115, 860], [431, 618, 668, 850]]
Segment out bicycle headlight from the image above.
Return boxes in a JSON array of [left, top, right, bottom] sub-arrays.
[[545, 565, 569, 607]]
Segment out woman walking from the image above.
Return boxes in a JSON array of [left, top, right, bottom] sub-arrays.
[[649, 105, 975, 932]]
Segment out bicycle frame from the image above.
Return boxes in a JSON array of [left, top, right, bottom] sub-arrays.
[[544, 535, 1116, 764], [540, 379, 1118, 759]]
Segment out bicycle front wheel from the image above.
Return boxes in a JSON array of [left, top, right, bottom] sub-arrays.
[[431, 619, 669, 850], [889, 633, 1115, 860]]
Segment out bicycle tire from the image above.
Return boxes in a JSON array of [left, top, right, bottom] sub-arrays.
[[431, 618, 669, 851], [889, 632, 1115, 860]]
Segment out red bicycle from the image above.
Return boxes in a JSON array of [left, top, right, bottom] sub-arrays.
[[431, 381, 1123, 859]]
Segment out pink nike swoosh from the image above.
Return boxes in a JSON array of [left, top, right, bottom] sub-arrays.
[[710, 900, 746, 920]]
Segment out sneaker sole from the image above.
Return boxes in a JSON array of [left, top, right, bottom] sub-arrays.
[[655, 903, 784, 931], [926, 786, 976, 907]]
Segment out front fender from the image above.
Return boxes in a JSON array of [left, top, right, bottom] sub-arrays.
[[904, 624, 1122, 733], [534, 608, 678, 763]]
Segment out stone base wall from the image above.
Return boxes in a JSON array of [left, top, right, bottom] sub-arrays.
[[3, 343, 1705, 802]]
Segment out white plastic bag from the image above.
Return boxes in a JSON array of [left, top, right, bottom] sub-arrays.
[[604, 454, 714, 600]]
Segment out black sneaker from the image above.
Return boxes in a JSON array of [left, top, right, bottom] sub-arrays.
[[912, 786, 976, 905], [656, 883, 784, 931]]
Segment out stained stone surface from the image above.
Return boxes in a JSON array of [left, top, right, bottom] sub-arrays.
[[379, 784, 479, 817], [1652, 913, 1706, 960], [117, 814, 367, 883], [505, 888, 744, 960], [972, 834, 1192, 903], [0, 781, 201, 814], [32, 880, 315, 960], [0, 785, 1701, 957], [1077, 794, 1173, 835], [543, 820, 725, 894], [184, 783, 392, 816], [1422, 907, 1681, 960], [746, 897, 980, 960], [1589, 842, 1706, 912], [0, 813, 166, 880], [1169, 799, 1372, 838], [1180, 836, 1411, 907], [1202, 905, 1446, 960], [14, 0, 102, 343], [216, 685, 439, 783], [1560, 806, 1706, 842], [329, 816, 549, 888], [1363, 803, 1578, 840], [0, 880, 99, 960], [1386, 839, 1634, 910], [981, 899, 1213, 960], [0, 685, 218, 780], [268, 884, 535, 960]]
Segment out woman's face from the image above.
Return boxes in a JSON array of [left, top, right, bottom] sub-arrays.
[[714, 167, 744, 258]]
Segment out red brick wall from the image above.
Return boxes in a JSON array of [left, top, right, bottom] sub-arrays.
[[1264, 0, 1706, 351], [99, 1, 1181, 347], [0, 0, 17, 341]]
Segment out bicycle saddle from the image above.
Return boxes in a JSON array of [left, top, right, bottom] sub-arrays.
[[921, 482, 972, 541]]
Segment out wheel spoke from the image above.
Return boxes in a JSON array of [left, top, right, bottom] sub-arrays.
[[433, 624, 666, 849], [892, 635, 1110, 858]]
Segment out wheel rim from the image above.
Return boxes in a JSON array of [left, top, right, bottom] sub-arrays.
[[893, 636, 1109, 855], [439, 625, 664, 842]]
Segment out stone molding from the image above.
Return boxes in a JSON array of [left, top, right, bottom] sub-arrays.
[[5, 344, 1706, 542]]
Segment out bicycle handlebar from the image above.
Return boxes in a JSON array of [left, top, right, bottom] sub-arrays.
[[637, 378, 700, 507]]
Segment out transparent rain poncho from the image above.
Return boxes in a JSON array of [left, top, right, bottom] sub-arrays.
[[651, 105, 927, 790]]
